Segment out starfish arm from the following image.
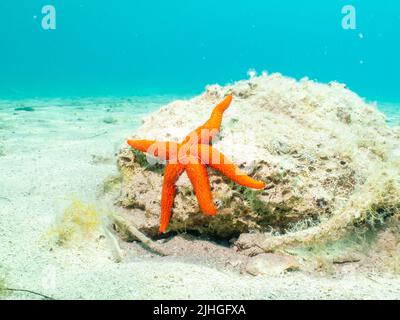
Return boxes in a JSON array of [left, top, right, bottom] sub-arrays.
[[185, 156, 217, 215], [127, 140, 179, 161], [203, 94, 233, 131], [183, 95, 233, 146], [197, 145, 266, 189], [159, 163, 185, 233]]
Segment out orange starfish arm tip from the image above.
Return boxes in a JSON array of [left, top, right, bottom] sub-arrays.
[[184, 95, 234, 146], [197, 144, 266, 190], [205, 95, 233, 129], [215, 94, 233, 113], [159, 163, 185, 233], [127, 139, 179, 161], [127, 139, 156, 152]]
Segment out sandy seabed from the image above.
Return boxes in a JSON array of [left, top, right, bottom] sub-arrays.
[[0, 97, 400, 300]]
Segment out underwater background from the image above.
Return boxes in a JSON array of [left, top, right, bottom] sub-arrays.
[[1, 1, 400, 300], [0, 0, 399, 106]]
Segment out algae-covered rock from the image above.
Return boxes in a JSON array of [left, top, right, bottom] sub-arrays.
[[115, 74, 400, 241]]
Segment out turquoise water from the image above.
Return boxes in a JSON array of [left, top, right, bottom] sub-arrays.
[[1, 2, 400, 301], [0, 1, 399, 112]]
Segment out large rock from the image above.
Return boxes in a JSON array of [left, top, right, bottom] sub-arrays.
[[115, 73, 400, 238]]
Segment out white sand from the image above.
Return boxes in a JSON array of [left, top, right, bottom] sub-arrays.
[[1, 97, 400, 300]]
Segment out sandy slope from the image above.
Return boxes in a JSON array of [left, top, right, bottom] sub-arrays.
[[0, 98, 400, 300]]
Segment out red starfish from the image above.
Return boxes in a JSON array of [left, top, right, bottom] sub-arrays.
[[127, 95, 266, 233]]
